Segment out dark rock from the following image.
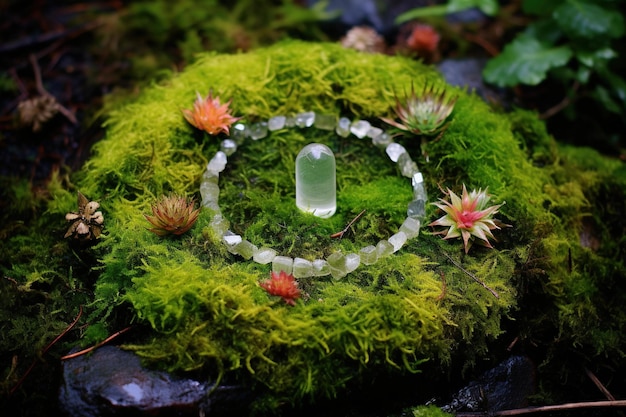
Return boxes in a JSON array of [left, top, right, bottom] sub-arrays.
[[440, 355, 536, 413], [59, 345, 252, 416], [437, 58, 510, 106]]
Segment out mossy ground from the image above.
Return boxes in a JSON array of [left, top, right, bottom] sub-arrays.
[[2, 40, 625, 413]]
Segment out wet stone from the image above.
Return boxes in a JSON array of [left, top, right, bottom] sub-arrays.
[[59, 345, 252, 417]]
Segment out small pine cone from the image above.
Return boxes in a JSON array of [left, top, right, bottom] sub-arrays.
[[340, 26, 386, 54]]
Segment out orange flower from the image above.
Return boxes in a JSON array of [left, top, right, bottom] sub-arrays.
[[182, 91, 241, 135], [145, 195, 200, 236], [259, 271, 301, 306]]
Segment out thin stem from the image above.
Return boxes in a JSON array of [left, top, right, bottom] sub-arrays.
[[442, 251, 499, 298], [60, 326, 133, 360], [330, 209, 366, 239]]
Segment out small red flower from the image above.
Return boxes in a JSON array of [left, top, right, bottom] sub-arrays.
[[259, 271, 301, 306], [182, 90, 241, 135], [406, 24, 440, 55]]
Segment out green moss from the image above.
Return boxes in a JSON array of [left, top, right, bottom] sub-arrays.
[[4, 40, 626, 411]]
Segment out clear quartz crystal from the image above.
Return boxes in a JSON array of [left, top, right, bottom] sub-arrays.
[[210, 214, 230, 235], [249, 122, 268, 140], [223, 232, 242, 247], [295, 143, 336, 218], [385, 143, 407, 163], [200, 181, 220, 207], [268, 115, 286, 131], [220, 139, 237, 156], [232, 240, 258, 260], [388, 232, 407, 252], [272, 256, 294, 274], [366, 126, 383, 139], [345, 253, 361, 272], [397, 153, 418, 178], [372, 132, 393, 149], [207, 151, 227, 173], [336, 117, 351, 137], [295, 111, 315, 128], [376, 239, 395, 258], [231, 123, 247, 144], [350, 120, 371, 138]]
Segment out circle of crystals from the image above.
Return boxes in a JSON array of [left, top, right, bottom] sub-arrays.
[[200, 111, 428, 280]]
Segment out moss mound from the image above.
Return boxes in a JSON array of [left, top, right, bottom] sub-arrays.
[[5, 40, 624, 410]]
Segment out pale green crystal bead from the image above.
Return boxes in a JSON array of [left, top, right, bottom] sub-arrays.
[[268, 115, 286, 131], [336, 117, 351, 137], [376, 239, 395, 258], [295, 111, 315, 128], [327, 252, 348, 280], [232, 239, 258, 260], [223, 231, 242, 247], [397, 153, 418, 178], [350, 120, 371, 138], [385, 143, 407, 163], [312, 259, 331, 276], [253, 247, 277, 264], [295, 143, 336, 218], [293, 257, 314, 278], [407, 198, 427, 219], [231, 123, 247, 144], [207, 151, 227, 173], [285, 116, 296, 128], [220, 139, 237, 156], [272, 256, 293, 274], [372, 132, 393, 149], [388, 231, 407, 252], [359, 245, 378, 265], [399, 217, 421, 239], [210, 214, 230, 235], [249, 122, 268, 140], [313, 114, 336, 131], [367, 126, 383, 139], [200, 181, 219, 205], [345, 253, 361, 272]]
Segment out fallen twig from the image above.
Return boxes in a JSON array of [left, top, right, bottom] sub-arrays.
[[330, 209, 366, 239], [60, 326, 133, 360], [585, 367, 616, 401], [457, 400, 626, 416], [441, 251, 499, 298]]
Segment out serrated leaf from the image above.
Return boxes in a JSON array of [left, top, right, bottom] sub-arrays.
[[553, 0, 625, 39], [483, 35, 573, 86]]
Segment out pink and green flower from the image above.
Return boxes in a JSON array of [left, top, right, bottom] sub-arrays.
[[429, 185, 508, 253]]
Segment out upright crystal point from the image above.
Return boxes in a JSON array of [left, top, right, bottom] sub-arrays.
[[295, 143, 336, 218]]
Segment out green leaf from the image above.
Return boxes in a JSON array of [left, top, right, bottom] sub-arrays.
[[575, 47, 617, 68], [483, 35, 573, 86], [395, 0, 498, 23], [553, 0, 625, 39]]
